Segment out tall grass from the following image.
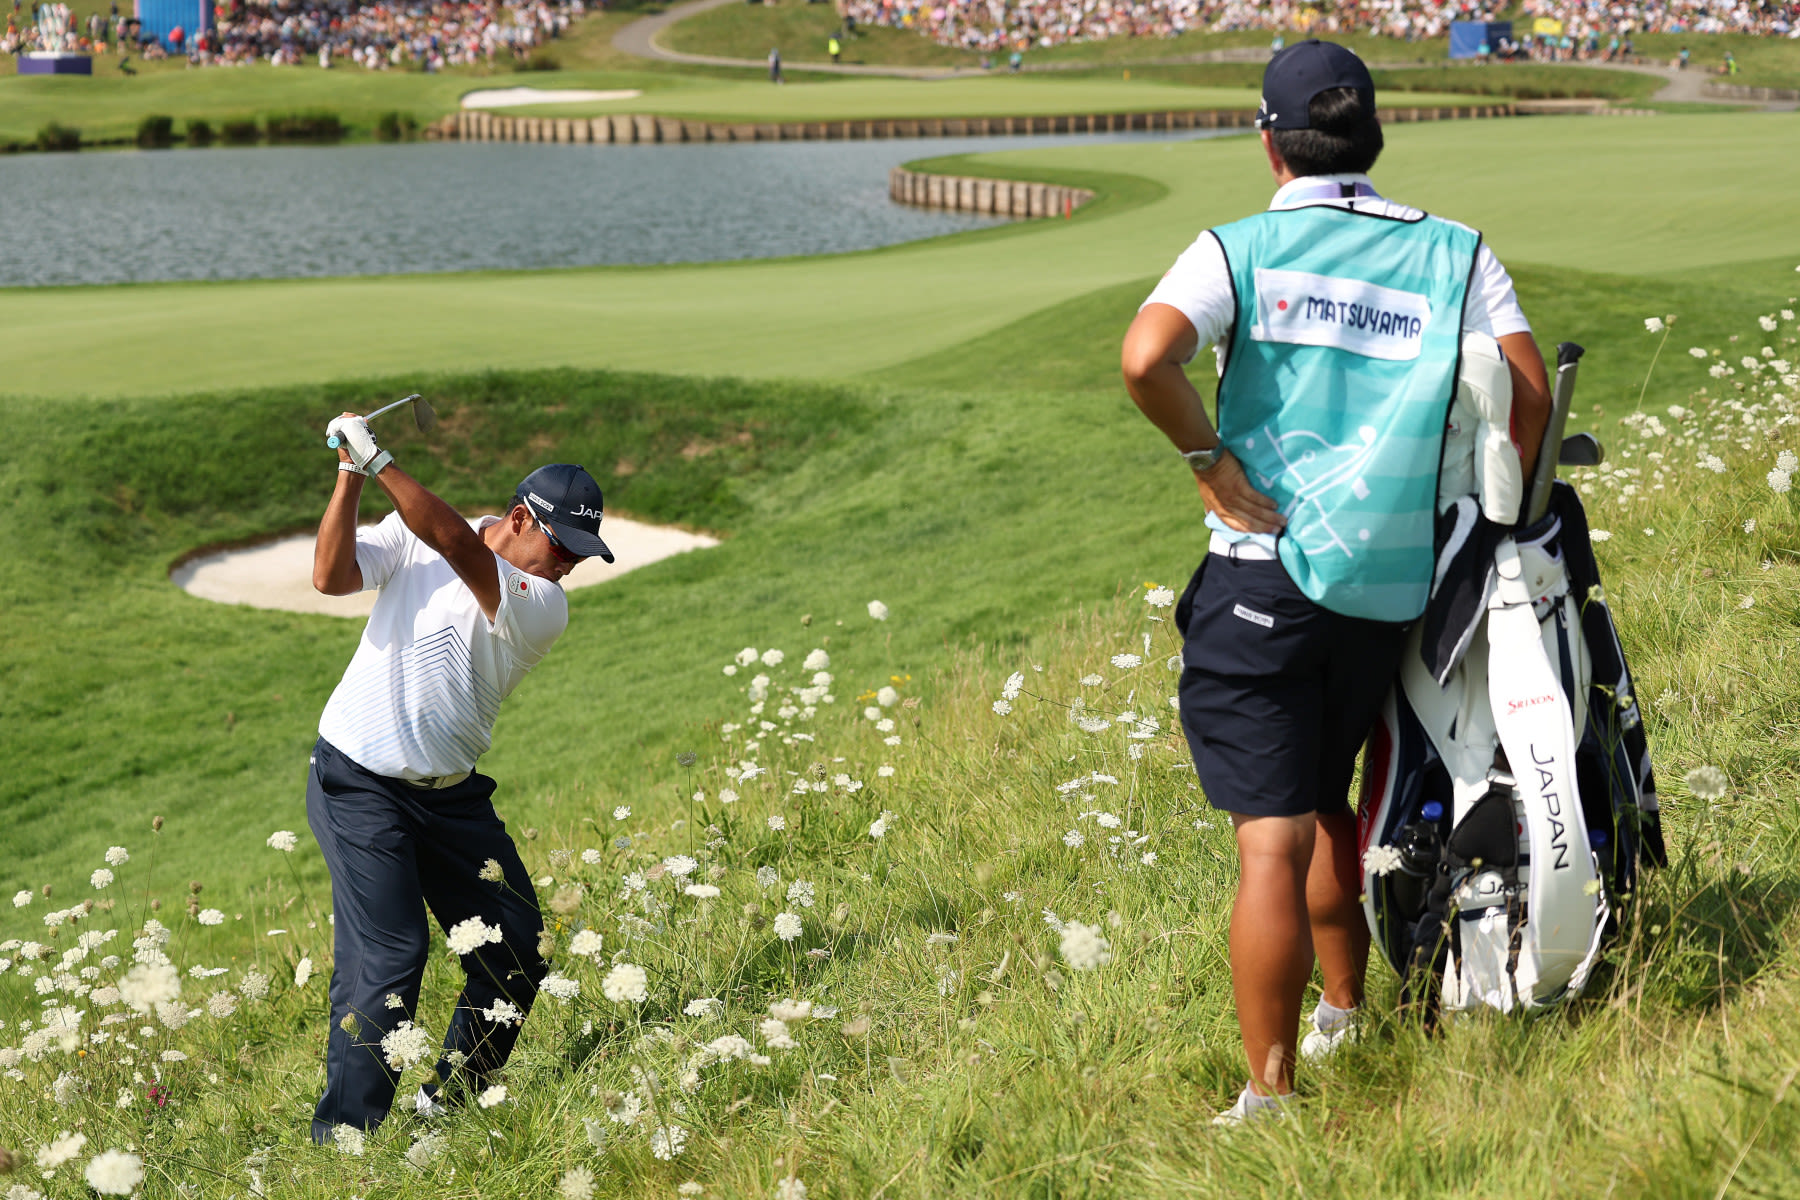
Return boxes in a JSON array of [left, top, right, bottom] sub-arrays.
[[1, 287, 1798, 1195]]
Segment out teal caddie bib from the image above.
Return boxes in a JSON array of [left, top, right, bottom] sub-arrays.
[[1211, 204, 1480, 622]]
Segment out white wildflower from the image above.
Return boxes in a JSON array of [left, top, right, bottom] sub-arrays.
[[759, 1017, 797, 1049], [1761, 315, 1779, 332], [89, 869, 113, 890], [1062, 830, 1085, 848], [477, 1084, 508, 1108], [84, 1149, 144, 1195], [1769, 468, 1792, 494], [1058, 921, 1112, 971], [541, 973, 581, 1001], [767, 814, 787, 831], [1688, 346, 1708, 358], [870, 810, 895, 838], [1779, 450, 1798, 473], [1644, 317, 1664, 333], [735, 647, 759, 666], [1363, 845, 1405, 876], [776, 1179, 808, 1200], [266, 831, 298, 852], [1110, 653, 1143, 669], [477, 858, 505, 883], [333, 1125, 364, 1156], [684, 997, 723, 1018], [558, 1167, 597, 1200], [803, 648, 831, 671], [650, 1124, 688, 1160], [786, 880, 815, 908], [381, 1021, 434, 1070], [1685, 765, 1729, 801], [867, 600, 889, 621], [992, 699, 1013, 716], [447, 917, 503, 956], [1146, 585, 1175, 608], [877, 686, 899, 708], [105, 846, 129, 866], [119, 962, 180, 1013], [569, 929, 605, 958], [582, 848, 604, 864], [197, 908, 224, 926], [602, 963, 649, 1004], [664, 855, 698, 878], [720, 788, 739, 803], [294, 957, 314, 988], [684, 884, 721, 900], [11, 890, 30, 908], [35, 1130, 87, 1170], [773, 912, 803, 941], [1590, 530, 1612, 542]]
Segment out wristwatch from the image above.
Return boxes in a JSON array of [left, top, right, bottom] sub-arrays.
[[1180, 445, 1224, 474]]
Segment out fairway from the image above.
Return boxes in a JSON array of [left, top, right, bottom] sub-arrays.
[[4, 112, 1797, 401]]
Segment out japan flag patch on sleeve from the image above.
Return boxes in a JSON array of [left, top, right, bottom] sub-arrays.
[[507, 572, 531, 598]]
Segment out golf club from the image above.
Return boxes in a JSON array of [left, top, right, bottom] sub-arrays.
[[1525, 342, 1584, 523], [326, 393, 437, 448]]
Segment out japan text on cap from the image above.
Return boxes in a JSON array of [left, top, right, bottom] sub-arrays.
[[516, 463, 615, 563], [1255, 39, 1377, 131]]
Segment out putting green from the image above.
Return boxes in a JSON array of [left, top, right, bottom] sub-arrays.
[[6, 112, 1796, 401]]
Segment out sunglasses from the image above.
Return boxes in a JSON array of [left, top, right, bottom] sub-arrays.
[[529, 511, 583, 565]]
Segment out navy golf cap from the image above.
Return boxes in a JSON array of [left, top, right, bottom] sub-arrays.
[[516, 464, 614, 563], [1255, 39, 1376, 130]]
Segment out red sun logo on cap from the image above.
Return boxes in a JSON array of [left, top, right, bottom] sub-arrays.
[[1276, 299, 1289, 311]]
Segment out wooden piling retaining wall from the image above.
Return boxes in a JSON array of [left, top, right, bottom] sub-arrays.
[[440, 103, 1516, 144], [888, 168, 1092, 218]]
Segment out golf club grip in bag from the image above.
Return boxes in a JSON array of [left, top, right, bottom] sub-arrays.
[[1358, 340, 1664, 1014]]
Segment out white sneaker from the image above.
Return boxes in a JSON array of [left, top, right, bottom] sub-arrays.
[[414, 1085, 448, 1118], [1298, 1005, 1359, 1063], [1211, 1085, 1288, 1127]]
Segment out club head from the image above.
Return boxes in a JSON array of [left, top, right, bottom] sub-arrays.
[[412, 396, 438, 435], [1558, 432, 1604, 468]]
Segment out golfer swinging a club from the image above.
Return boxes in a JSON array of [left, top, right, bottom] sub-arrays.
[[305, 408, 612, 1141], [1120, 41, 1550, 1123]]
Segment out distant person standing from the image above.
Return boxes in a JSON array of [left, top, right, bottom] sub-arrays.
[[1270, 33, 1284, 54], [1008, 48, 1021, 72], [768, 44, 782, 83], [1679, 45, 1690, 70], [827, 31, 839, 62]]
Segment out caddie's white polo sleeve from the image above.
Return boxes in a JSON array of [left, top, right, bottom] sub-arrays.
[[493, 560, 570, 668], [1462, 246, 1532, 340], [1140, 232, 1237, 363], [353, 511, 411, 592]]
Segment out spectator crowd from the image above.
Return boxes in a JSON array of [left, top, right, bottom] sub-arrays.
[[3, 0, 583, 69], [839, 0, 1798, 53]]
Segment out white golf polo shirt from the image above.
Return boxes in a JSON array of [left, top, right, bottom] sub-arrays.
[[318, 513, 568, 781], [1142, 172, 1533, 553]]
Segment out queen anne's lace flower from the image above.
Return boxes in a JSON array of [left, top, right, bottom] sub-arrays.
[[1058, 921, 1111, 971]]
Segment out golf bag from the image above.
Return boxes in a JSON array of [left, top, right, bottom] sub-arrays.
[[1358, 343, 1667, 1014]]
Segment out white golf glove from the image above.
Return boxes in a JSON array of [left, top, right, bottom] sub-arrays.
[[326, 415, 393, 476]]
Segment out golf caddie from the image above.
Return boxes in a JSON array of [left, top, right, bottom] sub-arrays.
[[305, 410, 613, 1141], [1120, 41, 1551, 1123]]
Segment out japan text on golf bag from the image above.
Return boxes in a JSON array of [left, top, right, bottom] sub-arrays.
[[1359, 341, 1668, 1014]]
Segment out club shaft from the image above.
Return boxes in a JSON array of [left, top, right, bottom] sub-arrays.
[[325, 394, 421, 448]]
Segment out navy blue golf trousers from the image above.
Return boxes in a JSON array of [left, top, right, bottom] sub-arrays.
[[305, 738, 547, 1142]]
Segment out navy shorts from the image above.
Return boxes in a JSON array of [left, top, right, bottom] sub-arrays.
[[1176, 553, 1411, 819]]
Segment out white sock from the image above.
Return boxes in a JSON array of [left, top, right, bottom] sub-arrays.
[[1242, 1085, 1287, 1113], [1313, 999, 1357, 1033]]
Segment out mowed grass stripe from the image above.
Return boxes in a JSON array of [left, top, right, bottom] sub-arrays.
[[5, 113, 1797, 403]]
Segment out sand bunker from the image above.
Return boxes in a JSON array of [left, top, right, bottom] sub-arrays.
[[460, 87, 642, 109], [172, 516, 718, 618]]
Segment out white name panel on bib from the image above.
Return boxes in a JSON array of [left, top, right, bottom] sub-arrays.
[[1248, 268, 1432, 362]]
